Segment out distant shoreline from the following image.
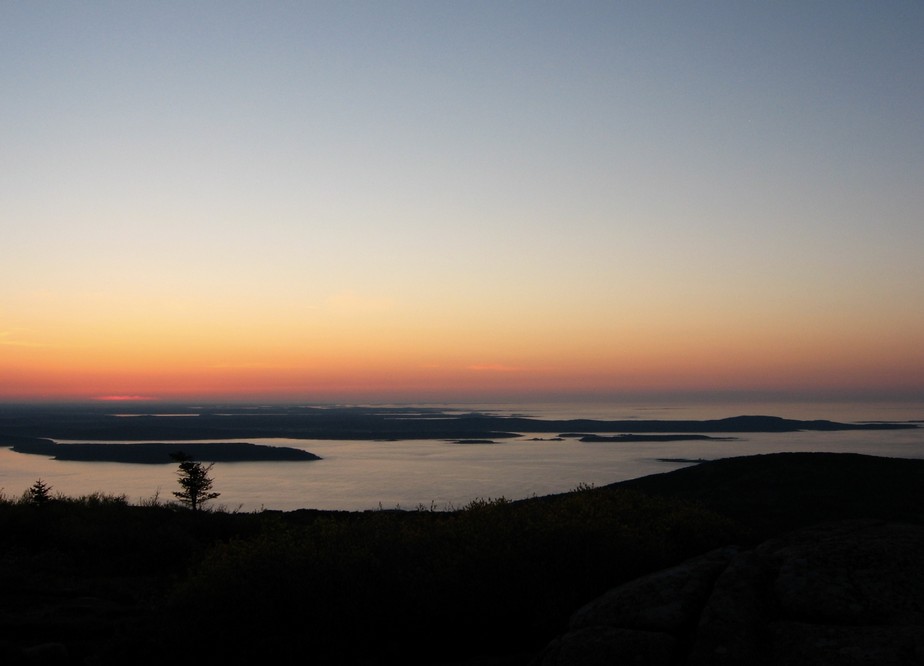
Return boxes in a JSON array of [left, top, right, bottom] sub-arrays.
[[0, 410, 916, 464]]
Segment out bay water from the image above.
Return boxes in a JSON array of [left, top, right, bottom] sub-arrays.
[[1, 399, 922, 512]]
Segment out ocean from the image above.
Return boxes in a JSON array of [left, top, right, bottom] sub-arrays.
[[1, 399, 922, 511]]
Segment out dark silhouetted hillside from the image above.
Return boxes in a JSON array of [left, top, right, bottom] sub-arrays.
[[1, 451, 923, 665]]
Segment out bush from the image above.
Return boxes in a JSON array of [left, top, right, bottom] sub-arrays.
[[23, 479, 53, 506]]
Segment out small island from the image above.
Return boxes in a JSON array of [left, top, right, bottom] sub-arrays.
[[6, 438, 320, 464], [574, 434, 737, 443]]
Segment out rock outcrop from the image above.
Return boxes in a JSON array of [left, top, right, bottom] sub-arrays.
[[536, 520, 924, 665]]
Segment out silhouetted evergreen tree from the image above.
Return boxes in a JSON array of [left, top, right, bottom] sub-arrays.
[[171, 452, 220, 511], [25, 478, 53, 506]]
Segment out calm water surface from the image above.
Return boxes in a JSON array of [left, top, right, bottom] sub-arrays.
[[2, 400, 922, 511]]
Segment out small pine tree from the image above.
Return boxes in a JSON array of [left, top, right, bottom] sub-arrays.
[[26, 478, 53, 506], [171, 452, 220, 511]]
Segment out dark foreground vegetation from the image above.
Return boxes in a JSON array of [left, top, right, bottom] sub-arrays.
[[2, 452, 923, 665]]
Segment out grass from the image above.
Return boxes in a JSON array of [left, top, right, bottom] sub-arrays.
[[159, 487, 734, 663]]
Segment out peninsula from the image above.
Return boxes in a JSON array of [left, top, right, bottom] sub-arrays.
[[6, 437, 320, 464]]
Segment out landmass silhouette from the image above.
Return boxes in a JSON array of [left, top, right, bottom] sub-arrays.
[[0, 405, 914, 460], [7, 438, 319, 463]]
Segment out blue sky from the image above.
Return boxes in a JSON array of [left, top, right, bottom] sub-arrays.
[[2, 2, 923, 402]]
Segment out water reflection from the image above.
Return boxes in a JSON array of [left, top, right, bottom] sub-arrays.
[[2, 427, 922, 511]]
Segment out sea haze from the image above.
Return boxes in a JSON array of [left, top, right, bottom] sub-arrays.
[[0, 400, 921, 511]]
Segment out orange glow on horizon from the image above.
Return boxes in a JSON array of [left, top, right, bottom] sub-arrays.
[[94, 395, 158, 402], [3, 344, 922, 404], [2, 294, 922, 403]]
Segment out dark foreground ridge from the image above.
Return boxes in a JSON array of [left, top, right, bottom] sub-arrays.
[[7, 438, 320, 463], [1, 451, 923, 665]]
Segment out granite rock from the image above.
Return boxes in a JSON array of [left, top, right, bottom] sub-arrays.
[[536, 520, 924, 665]]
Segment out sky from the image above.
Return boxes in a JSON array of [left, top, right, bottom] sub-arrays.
[[2, 2, 923, 404]]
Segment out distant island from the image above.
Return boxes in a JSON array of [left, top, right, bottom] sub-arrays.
[[5, 437, 320, 464], [573, 434, 737, 443], [0, 407, 917, 466], [0, 406, 916, 449]]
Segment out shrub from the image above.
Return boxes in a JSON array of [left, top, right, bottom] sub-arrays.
[[23, 479, 53, 506]]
